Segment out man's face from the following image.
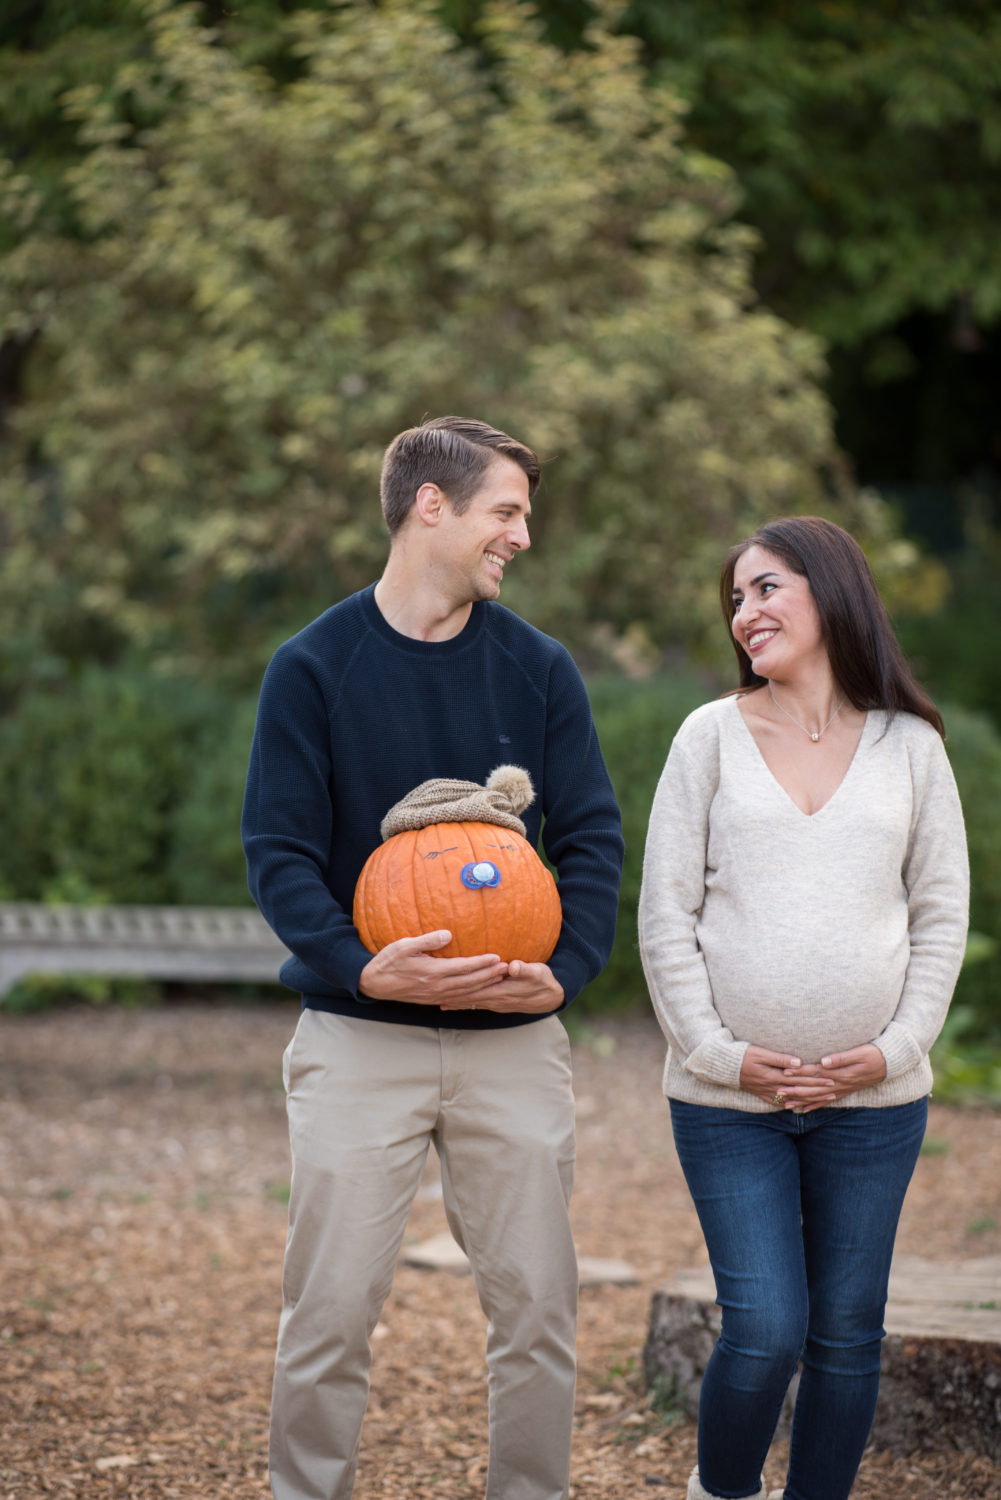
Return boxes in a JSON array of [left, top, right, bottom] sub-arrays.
[[435, 456, 532, 604]]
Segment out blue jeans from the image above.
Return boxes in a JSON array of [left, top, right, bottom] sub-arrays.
[[669, 1098, 928, 1500]]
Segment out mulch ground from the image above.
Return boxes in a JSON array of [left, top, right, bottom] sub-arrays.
[[1, 1000, 999, 1500]]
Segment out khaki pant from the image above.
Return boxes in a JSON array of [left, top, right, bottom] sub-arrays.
[[270, 1011, 578, 1500]]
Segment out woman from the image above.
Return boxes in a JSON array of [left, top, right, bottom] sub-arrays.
[[638, 517, 969, 1500]]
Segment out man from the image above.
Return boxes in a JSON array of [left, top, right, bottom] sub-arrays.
[[242, 415, 624, 1500]]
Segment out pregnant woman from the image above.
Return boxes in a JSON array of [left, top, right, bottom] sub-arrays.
[[639, 516, 969, 1500]]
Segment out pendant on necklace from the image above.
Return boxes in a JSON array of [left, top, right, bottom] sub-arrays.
[[767, 681, 844, 742]]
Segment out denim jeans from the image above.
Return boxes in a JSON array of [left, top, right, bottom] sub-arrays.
[[669, 1098, 928, 1500]]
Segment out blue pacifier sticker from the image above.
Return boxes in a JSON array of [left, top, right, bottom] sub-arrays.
[[461, 861, 501, 889]]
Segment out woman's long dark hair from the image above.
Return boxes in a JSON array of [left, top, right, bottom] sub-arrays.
[[719, 516, 945, 737]]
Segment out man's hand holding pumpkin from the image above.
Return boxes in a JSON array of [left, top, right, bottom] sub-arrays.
[[359, 930, 508, 1005]]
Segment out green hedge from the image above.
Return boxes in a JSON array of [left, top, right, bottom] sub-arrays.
[[0, 667, 996, 1047], [164, 693, 260, 907], [938, 703, 1001, 1039], [581, 673, 706, 1012], [0, 666, 249, 906]]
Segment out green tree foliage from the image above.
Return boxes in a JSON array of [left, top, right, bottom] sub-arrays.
[[616, 0, 1001, 563], [8, 0, 1000, 351], [6, 3, 998, 480], [165, 690, 260, 905], [449, 3, 1001, 566], [897, 505, 1001, 731], [0, 665, 213, 903], [579, 670, 705, 1009], [0, 1, 143, 250], [0, 0, 910, 689], [938, 702, 1001, 1045], [0, 0, 303, 252], [616, 0, 1001, 350]]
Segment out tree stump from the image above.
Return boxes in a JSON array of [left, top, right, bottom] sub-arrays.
[[643, 1255, 1001, 1459]]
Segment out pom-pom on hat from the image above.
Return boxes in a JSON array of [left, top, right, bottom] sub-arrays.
[[379, 765, 535, 841]]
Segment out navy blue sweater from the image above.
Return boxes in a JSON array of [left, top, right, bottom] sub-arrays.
[[241, 584, 624, 1028]]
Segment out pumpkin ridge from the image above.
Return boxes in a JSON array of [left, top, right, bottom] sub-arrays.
[[479, 822, 514, 958], [402, 830, 427, 950], [386, 835, 415, 952], [499, 831, 525, 958], [417, 823, 461, 956], [456, 822, 488, 958], [527, 842, 547, 955], [352, 847, 376, 952], [414, 825, 445, 952], [465, 822, 489, 958], [360, 845, 381, 951], [513, 837, 541, 961], [358, 857, 379, 952]]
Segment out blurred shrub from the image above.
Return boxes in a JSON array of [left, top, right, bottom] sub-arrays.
[[941, 701, 1001, 1044], [0, 664, 247, 905], [165, 692, 259, 907], [930, 1004, 1001, 1106], [0, 667, 188, 901], [897, 522, 1001, 738], [581, 673, 706, 1012]]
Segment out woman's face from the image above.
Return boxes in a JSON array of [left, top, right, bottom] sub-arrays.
[[730, 544, 826, 679]]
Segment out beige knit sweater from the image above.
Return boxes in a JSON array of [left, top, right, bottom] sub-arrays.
[[638, 698, 969, 1111]]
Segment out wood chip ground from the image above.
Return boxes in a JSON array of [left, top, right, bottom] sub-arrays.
[[2, 1002, 999, 1499]]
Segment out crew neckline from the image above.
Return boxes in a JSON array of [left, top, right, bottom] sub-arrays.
[[360, 583, 489, 656]]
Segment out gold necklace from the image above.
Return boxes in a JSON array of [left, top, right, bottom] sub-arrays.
[[767, 681, 845, 742]]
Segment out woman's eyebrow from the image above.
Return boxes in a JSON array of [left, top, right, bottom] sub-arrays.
[[732, 570, 779, 598]]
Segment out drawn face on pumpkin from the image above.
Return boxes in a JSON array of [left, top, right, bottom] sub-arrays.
[[354, 819, 561, 964]]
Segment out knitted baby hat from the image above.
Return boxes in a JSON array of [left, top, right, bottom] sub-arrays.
[[379, 765, 535, 842]]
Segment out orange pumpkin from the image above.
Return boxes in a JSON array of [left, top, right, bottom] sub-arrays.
[[353, 819, 561, 962]]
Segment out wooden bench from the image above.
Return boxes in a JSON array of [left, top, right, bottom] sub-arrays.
[[644, 1256, 1001, 1459], [0, 902, 290, 1000]]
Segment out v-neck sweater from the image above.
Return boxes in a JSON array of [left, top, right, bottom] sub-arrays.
[[638, 695, 969, 1110]]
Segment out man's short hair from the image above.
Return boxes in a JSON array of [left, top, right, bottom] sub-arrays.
[[380, 416, 541, 536]]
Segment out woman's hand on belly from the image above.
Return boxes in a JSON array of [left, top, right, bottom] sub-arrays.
[[780, 1043, 888, 1113], [739, 1045, 819, 1108], [742, 1042, 888, 1112]]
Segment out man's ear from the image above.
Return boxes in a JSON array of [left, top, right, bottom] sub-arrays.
[[414, 482, 446, 526]]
